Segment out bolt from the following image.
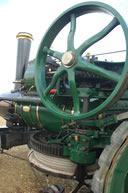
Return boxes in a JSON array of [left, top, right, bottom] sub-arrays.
[[68, 143, 72, 147]]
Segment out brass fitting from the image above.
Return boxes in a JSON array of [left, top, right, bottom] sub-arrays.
[[16, 32, 33, 41]]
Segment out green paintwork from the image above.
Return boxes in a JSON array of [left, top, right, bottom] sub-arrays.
[[79, 115, 118, 130], [67, 131, 111, 164], [24, 62, 35, 88], [104, 139, 128, 193], [49, 129, 111, 164], [16, 103, 70, 132], [68, 134, 97, 164], [34, 1, 128, 120], [70, 149, 96, 164]]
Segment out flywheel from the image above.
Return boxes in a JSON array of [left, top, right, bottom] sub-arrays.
[[34, 1, 128, 120]]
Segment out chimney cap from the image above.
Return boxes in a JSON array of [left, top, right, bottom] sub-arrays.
[[16, 32, 33, 41]]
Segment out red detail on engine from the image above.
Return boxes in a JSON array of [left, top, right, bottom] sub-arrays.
[[49, 89, 56, 94]]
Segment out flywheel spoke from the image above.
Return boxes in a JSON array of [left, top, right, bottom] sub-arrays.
[[67, 13, 76, 51], [68, 70, 80, 114], [43, 47, 63, 60], [45, 66, 66, 96], [77, 17, 119, 55], [77, 58, 120, 83]]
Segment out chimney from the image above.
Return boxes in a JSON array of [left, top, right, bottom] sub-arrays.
[[14, 32, 33, 90]]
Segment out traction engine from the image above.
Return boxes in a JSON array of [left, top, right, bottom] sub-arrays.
[[0, 2, 128, 193]]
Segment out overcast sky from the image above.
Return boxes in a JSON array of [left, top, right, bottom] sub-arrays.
[[0, 0, 127, 92]]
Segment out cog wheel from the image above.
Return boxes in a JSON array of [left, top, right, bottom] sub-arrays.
[[29, 130, 64, 157], [28, 130, 77, 178]]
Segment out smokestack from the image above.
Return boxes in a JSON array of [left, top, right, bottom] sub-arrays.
[[14, 32, 33, 90]]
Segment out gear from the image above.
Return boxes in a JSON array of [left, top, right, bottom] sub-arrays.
[[28, 130, 77, 178], [29, 130, 64, 157]]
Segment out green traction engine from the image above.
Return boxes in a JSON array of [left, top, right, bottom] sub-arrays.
[[0, 1, 128, 193]]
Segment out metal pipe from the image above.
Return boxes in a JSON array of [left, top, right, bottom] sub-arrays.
[[14, 32, 33, 90]]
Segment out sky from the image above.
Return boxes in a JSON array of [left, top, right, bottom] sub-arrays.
[[0, 0, 127, 92]]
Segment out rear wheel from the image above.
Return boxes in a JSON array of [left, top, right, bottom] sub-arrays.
[[92, 121, 128, 193]]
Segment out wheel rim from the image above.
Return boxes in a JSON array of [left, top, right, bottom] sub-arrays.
[[35, 2, 128, 120], [124, 173, 128, 193], [104, 137, 128, 193]]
